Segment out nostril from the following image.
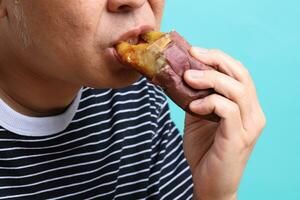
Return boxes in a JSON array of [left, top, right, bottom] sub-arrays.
[[108, 0, 146, 13], [118, 5, 132, 12]]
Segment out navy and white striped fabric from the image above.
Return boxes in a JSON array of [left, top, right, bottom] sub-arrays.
[[0, 78, 193, 199]]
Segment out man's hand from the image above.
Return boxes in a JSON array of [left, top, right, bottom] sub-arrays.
[[183, 47, 266, 200]]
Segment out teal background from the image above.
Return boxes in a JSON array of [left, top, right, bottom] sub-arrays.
[[162, 0, 300, 199]]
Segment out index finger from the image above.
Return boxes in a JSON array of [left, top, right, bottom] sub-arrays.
[[190, 47, 252, 85]]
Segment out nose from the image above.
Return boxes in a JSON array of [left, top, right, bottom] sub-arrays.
[[107, 0, 147, 12]]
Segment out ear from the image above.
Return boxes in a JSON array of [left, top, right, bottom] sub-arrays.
[[0, 0, 8, 18]]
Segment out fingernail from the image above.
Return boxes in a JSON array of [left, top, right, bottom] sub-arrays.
[[186, 70, 204, 79], [190, 99, 204, 109], [191, 47, 208, 54]]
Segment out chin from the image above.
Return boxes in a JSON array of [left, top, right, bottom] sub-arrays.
[[85, 69, 142, 89], [111, 70, 142, 89]]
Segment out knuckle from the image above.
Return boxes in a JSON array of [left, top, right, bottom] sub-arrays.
[[252, 110, 267, 131], [258, 113, 267, 130], [209, 48, 223, 56], [221, 100, 239, 117], [243, 135, 256, 149], [236, 60, 244, 67], [206, 94, 219, 109], [209, 94, 220, 103], [247, 111, 266, 139], [207, 71, 217, 86], [241, 67, 251, 77], [237, 84, 248, 100], [207, 49, 227, 68], [228, 103, 240, 116]]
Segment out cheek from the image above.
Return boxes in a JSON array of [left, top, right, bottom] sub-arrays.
[[7, 1, 155, 88], [7, 3, 33, 49], [19, 1, 100, 49], [149, 0, 165, 24], [19, 1, 101, 62], [58, 11, 96, 42]]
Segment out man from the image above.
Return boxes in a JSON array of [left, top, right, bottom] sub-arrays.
[[0, 0, 265, 199]]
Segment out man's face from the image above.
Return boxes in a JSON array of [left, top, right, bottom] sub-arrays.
[[0, 0, 165, 88]]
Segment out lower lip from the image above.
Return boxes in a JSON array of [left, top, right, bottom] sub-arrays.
[[107, 47, 131, 69]]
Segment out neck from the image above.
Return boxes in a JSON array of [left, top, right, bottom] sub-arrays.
[[0, 54, 81, 117]]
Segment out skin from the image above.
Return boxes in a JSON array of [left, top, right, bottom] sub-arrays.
[[0, 0, 163, 116], [184, 48, 266, 200], [0, 0, 266, 199]]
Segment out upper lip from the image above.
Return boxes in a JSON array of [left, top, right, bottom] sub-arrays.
[[112, 25, 155, 46]]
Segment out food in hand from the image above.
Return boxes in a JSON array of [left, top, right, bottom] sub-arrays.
[[116, 31, 219, 122]]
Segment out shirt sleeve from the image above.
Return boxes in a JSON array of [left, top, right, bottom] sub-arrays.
[[147, 86, 194, 200]]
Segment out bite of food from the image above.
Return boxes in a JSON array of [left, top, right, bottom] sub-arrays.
[[116, 31, 220, 122]]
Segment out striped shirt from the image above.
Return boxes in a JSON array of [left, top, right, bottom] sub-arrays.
[[0, 78, 193, 200]]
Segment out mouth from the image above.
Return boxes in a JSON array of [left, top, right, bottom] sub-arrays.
[[112, 47, 125, 64], [123, 36, 144, 45], [108, 25, 155, 68], [112, 25, 155, 47], [114, 31, 171, 78]]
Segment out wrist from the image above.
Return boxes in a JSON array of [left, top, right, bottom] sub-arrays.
[[193, 192, 238, 200]]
